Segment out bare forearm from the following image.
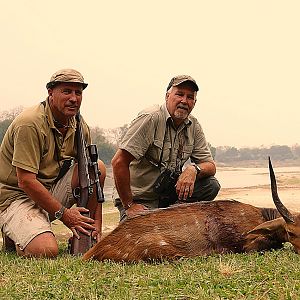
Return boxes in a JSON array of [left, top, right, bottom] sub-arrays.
[[111, 149, 136, 208], [113, 166, 133, 206], [198, 161, 216, 178], [19, 178, 61, 215]]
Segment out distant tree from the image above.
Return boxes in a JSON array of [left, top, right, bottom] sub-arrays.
[[268, 145, 294, 160], [215, 146, 239, 162], [208, 143, 216, 159], [104, 124, 129, 146], [0, 106, 23, 121], [90, 126, 117, 165], [215, 144, 297, 163], [239, 148, 254, 161], [0, 106, 23, 143], [90, 126, 107, 145], [0, 119, 11, 143], [97, 143, 117, 165], [291, 144, 300, 159]]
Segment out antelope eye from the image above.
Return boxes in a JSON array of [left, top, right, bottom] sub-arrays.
[[288, 231, 297, 238]]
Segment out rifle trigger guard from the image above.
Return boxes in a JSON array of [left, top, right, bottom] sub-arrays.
[[72, 187, 80, 200]]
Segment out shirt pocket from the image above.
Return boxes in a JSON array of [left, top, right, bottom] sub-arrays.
[[145, 140, 163, 167], [181, 145, 194, 164], [145, 140, 171, 167]]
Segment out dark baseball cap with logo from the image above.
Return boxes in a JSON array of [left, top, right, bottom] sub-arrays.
[[166, 75, 199, 92], [46, 68, 88, 90]]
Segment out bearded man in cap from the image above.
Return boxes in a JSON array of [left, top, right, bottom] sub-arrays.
[[0, 69, 106, 258], [112, 75, 220, 220]]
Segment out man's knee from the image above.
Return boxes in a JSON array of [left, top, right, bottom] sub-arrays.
[[98, 160, 106, 182], [190, 176, 221, 202], [209, 177, 221, 199], [20, 232, 59, 258]]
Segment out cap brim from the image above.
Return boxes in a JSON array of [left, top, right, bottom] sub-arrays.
[[167, 79, 199, 92], [174, 79, 199, 91], [46, 81, 88, 90]]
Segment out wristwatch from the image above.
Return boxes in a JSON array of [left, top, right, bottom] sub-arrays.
[[54, 206, 66, 220], [191, 163, 201, 176], [124, 201, 134, 210]]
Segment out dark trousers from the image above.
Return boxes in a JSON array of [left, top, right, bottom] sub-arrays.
[[115, 176, 221, 221], [158, 175, 221, 208]]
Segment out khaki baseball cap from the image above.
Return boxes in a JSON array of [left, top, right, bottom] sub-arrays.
[[166, 75, 199, 92], [46, 68, 88, 90]]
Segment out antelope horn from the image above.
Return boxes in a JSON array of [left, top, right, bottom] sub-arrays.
[[268, 157, 294, 223]]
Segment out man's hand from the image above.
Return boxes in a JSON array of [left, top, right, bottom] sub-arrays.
[[125, 203, 148, 218], [62, 207, 96, 239], [175, 165, 197, 201]]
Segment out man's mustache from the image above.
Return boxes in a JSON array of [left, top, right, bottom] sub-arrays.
[[177, 104, 189, 111]]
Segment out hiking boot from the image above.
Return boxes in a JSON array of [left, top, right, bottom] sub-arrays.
[[2, 233, 16, 252]]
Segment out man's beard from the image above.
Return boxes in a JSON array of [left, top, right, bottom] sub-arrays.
[[174, 108, 189, 120]]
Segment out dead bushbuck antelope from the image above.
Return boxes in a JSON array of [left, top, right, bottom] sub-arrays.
[[83, 158, 300, 262]]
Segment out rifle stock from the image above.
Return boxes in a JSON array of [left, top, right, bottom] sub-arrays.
[[70, 211, 92, 255], [70, 113, 104, 255]]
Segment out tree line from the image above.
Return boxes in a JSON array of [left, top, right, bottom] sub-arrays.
[[214, 145, 300, 163], [1, 107, 299, 165]]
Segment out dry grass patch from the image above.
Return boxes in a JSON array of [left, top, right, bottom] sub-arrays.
[[218, 258, 243, 277]]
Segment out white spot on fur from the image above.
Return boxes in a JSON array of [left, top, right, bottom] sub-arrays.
[[126, 234, 131, 239], [159, 240, 168, 246], [122, 253, 129, 259], [240, 209, 246, 216], [143, 249, 148, 255], [194, 216, 201, 227]]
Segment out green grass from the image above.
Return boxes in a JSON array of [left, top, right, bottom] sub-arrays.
[[1, 244, 300, 299]]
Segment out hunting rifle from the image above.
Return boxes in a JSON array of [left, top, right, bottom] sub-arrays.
[[70, 113, 104, 255]]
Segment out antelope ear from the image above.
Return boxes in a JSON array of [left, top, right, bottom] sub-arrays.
[[247, 218, 285, 235]]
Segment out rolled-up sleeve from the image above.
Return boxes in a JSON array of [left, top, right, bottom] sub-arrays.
[[119, 114, 156, 160], [190, 120, 213, 164]]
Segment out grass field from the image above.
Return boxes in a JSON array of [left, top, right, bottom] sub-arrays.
[[1, 244, 300, 299]]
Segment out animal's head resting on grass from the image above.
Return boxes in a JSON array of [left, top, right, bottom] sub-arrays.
[[245, 157, 300, 254]]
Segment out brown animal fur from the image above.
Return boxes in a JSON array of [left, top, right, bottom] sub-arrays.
[[83, 158, 300, 262], [83, 200, 284, 262]]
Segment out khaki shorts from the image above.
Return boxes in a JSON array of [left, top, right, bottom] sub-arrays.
[[0, 165, 76, 250]]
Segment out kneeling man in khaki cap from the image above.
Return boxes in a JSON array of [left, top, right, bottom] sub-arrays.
[[0, 69, 106, 258]]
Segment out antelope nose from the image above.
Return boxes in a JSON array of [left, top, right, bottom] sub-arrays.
[[293, 246, 300, 254]]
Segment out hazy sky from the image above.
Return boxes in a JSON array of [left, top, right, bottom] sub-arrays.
[[1, 1, 299, 148]]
